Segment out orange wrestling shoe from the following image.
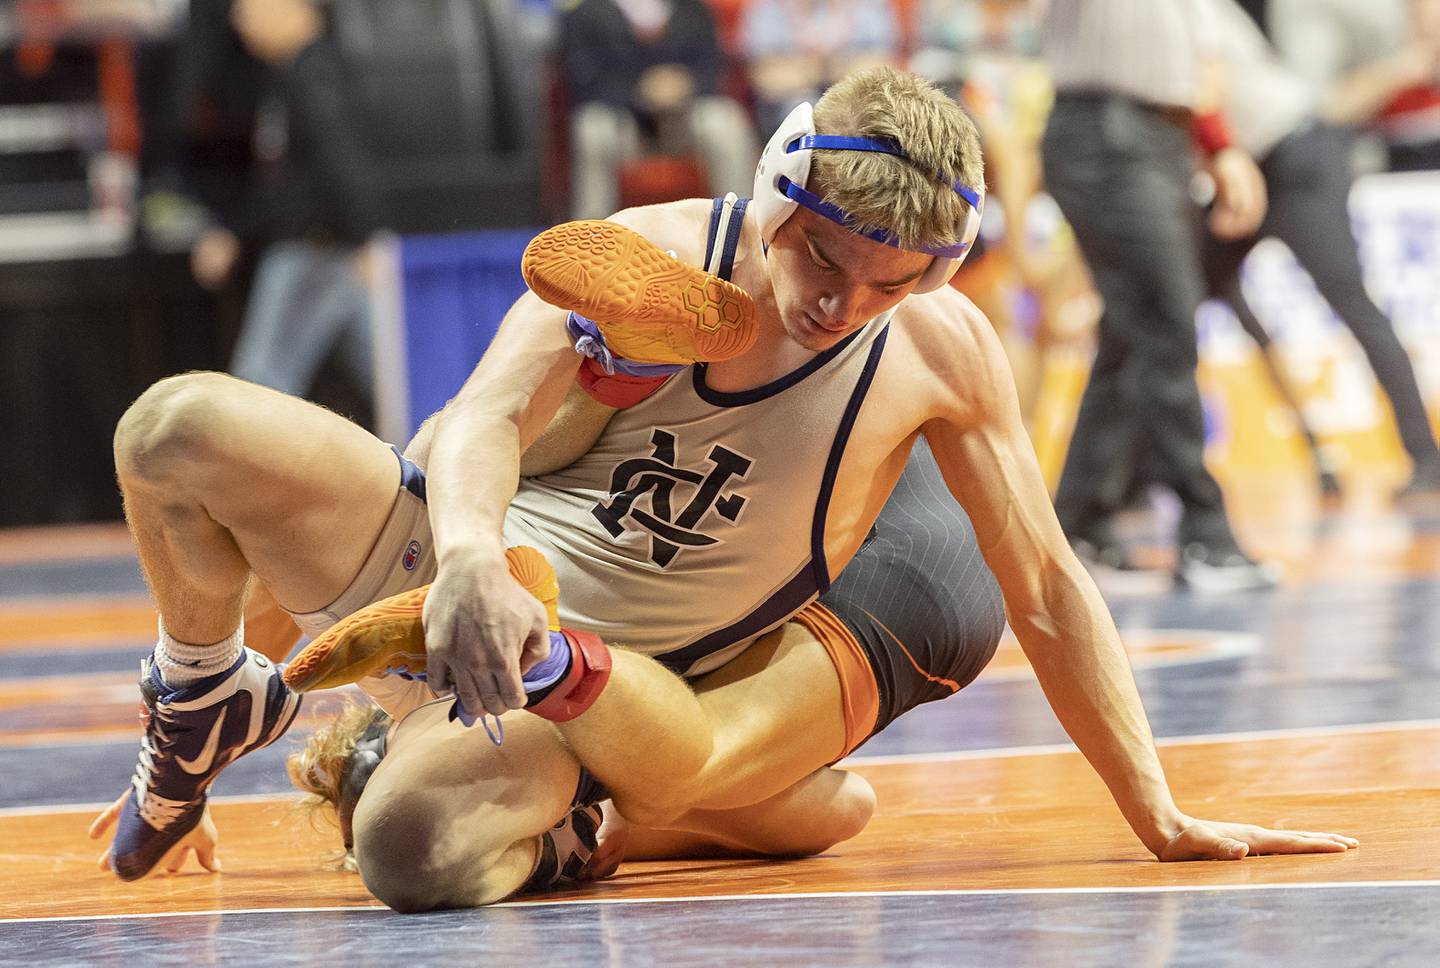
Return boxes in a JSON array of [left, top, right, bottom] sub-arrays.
[[282, 548, 561, 693], [521, 219, 757, 365]]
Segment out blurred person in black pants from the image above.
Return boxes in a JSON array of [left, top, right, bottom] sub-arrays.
[[161, 0, 383, 407], [1040, 0, 1276, 590], [1205, 0, 1440, 498]]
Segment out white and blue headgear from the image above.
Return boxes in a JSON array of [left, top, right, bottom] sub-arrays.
[[752, 102, 984, 293]]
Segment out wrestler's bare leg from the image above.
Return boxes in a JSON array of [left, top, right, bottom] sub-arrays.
[[622, 765, 875, 860], [113, 372, 400, 643], [350, 698, 871, 911], [555, 622, 849, 826]]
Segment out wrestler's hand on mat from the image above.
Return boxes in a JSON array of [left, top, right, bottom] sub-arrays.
[[1156, 817, 1358, 862], [1206, 147, 1267, 241], [89, 790, 222, 875], [581, 801, 630, 881], [424, 552, 550, 718]]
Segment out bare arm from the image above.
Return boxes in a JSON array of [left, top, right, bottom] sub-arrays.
[[1323, 44, 1438, 125], [919, 315, 1184, 855], [1270, 0, 1434, 126], [414, 289, 590, 716], [917, 298, 1355, 859], [405, 380, 617, 479], [427, 290, 580, 560], [518, 383, 619, 477], [415, 202, 693, 718]]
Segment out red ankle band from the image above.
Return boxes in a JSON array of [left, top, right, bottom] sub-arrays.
[[576, 358, 670, 408], [527, 629, 611, 723]]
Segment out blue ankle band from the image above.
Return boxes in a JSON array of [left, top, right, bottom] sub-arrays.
[[523, 630, 573, 691]]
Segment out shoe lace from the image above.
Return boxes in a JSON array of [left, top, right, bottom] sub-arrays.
[[130, 700, 189, 828], [136, 789, 193, 828]]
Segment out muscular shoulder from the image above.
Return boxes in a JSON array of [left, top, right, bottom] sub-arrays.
[[606, 199, 717, 269], [888, 285, 1016, 426]]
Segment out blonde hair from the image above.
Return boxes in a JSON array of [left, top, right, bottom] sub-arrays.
[[811, 66, 984, 251], [285, 701, 388, 872]]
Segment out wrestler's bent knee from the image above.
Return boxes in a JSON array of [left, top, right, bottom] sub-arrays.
[[770, 772, 876, 857], [114, 371, 248, 484]]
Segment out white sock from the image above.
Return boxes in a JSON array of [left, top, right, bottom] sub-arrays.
[[154, 619, 245, 689]]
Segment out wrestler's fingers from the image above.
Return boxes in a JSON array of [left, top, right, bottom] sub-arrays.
[[494, 665, 527, 712], [88, 790, 128, 839], [518, 623, 551, 674], [1291, 831, 1359, 848], [477, 673, 512, 717], [449, 665, 493, 723], [98, 848, 113, 872], [164, 845, 191, 874], [426, 655, 454, 697], [195, 836, 222, 873]]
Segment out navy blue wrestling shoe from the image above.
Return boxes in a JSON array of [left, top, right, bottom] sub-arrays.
[[521, 801, 606, 893], [109, 648, 302, 881]]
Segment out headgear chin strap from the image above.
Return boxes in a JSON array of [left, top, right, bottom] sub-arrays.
[[751, 101, 983, 293]]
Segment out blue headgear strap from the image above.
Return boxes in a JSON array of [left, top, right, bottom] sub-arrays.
[[783, 134, 981, 259]]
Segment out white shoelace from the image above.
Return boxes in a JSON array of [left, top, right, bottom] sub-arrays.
[[131, 706, 188, 830]]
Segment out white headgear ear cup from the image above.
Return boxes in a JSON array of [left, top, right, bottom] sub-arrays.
[[910, 195, 984, 292], [752, 102, 817, 246]]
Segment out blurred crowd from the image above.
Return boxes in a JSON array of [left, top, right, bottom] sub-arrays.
[[2, 0, 1440, 580]]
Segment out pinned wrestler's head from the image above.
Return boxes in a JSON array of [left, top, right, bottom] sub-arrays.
[[287, 703, 393, 870], [751, 66, 985, 350]]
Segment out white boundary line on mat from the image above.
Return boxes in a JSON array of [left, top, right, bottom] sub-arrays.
[[5, 881, 1439, 925]]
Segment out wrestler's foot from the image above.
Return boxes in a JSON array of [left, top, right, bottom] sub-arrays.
[[110, 649, 301, 880], [521, 801, 607, 893], [521, 220, 757, 364], [282, 548, 558, 692], [283, 548, 612, 724], [281, 584, 432, 692]]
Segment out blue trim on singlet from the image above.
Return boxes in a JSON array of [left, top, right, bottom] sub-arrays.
[[692, 331, 862, 408], [653, 203, 892, 673], [702, 196, 749, 279], [810, 325, 889, 593], [653, 566, 823, 675], [691, 194, 865, 408], [391, 447, 427, 501], [717, 198, 748, 278], [702, 197, 724, 271]]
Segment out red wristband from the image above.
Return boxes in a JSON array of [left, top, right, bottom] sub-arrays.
[[1192, 112, 1234, 155]]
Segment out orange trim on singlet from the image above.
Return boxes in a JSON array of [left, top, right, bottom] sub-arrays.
[[859, 606, 963, 694], [791, 602, 879, 757]]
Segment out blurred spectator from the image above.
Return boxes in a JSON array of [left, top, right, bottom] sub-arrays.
[[910, 0, 1040, 97], [1206, 0, 1440, 497], [558, 0, 757, 219], [1041, 0, 1277, 590], [949, 88, 1099, 429], [738, 0, 901, 134], [1270, 0, 1440, 172], [157, 0, 384, 406], [915, 0, 1097, 427]]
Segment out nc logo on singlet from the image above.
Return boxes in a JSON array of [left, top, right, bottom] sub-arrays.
[[593, 428, 752, 568]]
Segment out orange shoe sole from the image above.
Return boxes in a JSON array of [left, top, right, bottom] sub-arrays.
[[521, 220, 757, 365], [281, 547, 561, 693]]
